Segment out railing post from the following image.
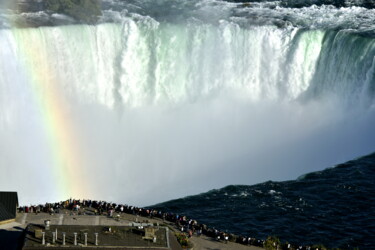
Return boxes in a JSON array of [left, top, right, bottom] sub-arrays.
[[95, 233, 99, 246], [62, 232, 66, 245], [84, 232, 88, 246], [74, 232, 77, 245], [42, 232, 45, 245]]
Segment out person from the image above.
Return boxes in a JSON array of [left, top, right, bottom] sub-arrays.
[[225, 234, 229, 244]]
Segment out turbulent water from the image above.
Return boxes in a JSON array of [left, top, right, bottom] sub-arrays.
[[0, 0, 374, 207], [152, 153, 375, 249]]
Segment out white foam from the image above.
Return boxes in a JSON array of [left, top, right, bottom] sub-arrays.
[[0, 4, 374, 206]]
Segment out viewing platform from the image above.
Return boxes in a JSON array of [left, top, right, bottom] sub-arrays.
[[0, 207, 262, 250]]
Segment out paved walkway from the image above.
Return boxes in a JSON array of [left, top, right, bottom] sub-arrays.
[[0, 222, 22, 230], [189, 235, 262, 250]]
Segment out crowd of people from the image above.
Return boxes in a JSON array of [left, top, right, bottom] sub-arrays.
[[18, 199, 322, 250]]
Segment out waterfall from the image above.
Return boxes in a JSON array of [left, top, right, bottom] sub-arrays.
[[0, 11, 374, 205]]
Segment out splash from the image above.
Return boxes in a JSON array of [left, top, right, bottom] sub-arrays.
[[0, 5, 374, 206]]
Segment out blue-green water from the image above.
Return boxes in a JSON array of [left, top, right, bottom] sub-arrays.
[[152, 153, 375, 248]]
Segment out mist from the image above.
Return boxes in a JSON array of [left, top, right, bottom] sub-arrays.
[[0, 12, 375, 206], [2, 89, 375, 206], [81, 97, 375, 206]]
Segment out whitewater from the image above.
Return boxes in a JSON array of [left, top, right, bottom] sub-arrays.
[[0, 0, 374, 206]]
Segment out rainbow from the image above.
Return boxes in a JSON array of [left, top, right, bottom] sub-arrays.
[[8, 24, 90, 200]]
